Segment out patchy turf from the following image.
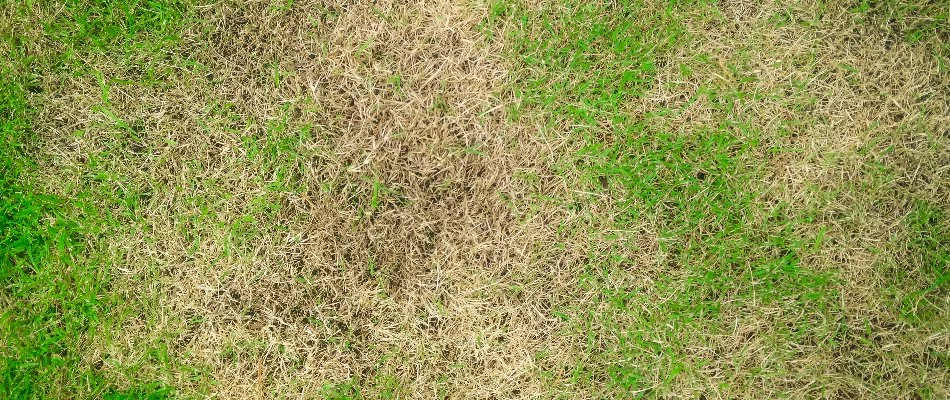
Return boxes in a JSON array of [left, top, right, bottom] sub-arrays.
[[1, 0, 948, 399]]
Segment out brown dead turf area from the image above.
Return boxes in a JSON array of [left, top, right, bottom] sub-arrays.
[[3, 0, 949, 398]]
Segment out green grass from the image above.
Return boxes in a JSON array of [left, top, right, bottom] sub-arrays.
[[486, 0, 944, 397], [896, 201, 950, 324], [1, 0, 195, 398], [489, 0, 685, 124], [0, 58, 173, 400]]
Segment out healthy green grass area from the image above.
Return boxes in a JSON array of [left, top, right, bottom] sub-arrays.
[[2, 1, 192, 398], [2, 0, 948, 398]]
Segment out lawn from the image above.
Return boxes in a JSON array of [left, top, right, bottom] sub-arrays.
[[1, 0, 948, 398]]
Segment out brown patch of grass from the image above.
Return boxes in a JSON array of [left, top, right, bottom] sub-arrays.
[[13, 0, 949, 398], [21, 0, 587, 397]]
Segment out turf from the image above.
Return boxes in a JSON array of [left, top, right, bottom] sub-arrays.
[[1, 0, 948, 398]]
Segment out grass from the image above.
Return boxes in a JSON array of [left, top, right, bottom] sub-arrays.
[[488, 1, 843, 396], [2, 0, 948, 398], [1, 52, 169, 400], [1, 0, 197, 398], [895, 200, 950, 324]]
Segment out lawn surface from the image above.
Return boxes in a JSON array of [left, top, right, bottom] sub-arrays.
[[1, 0, 948, 398]]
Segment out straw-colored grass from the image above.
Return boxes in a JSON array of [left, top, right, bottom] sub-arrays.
[[2, 0, 947, 398]]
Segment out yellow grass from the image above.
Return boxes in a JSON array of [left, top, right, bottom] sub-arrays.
[[3, 0, 948, 398]]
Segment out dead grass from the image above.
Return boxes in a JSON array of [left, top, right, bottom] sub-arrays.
[[6, 0, 949, 398], [25, 0, 584, 397]]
